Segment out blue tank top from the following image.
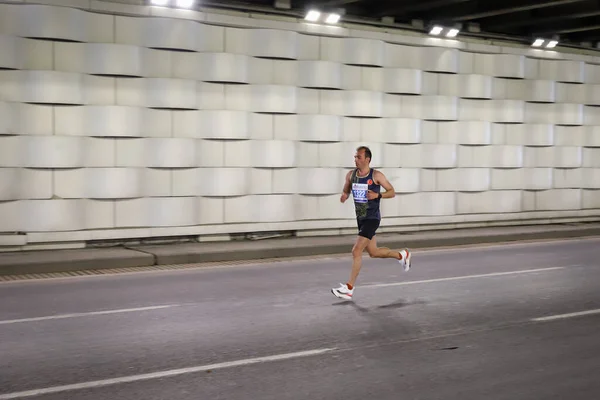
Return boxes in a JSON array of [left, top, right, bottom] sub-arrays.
[[351, 168, 381, 221]]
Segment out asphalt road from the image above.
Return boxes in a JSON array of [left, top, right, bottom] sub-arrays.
[[0, 238, 599, 400]]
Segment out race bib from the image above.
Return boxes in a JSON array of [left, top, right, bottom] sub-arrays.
[[352, 183, 368, 203]]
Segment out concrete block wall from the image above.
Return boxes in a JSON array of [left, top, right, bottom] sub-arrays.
[[0, 2, 599, 247]]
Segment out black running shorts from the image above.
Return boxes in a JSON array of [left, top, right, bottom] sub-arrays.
[[357, 218, 380, 240]]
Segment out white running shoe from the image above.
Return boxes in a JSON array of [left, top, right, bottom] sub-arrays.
[[331, 283, 354, 300], [399, 249, 412, 272]]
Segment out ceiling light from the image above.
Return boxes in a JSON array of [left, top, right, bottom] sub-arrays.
[[429, 26, 443, 35], [546, 40, 558, 48], [325, 13, 341, 24], [151, 0, 169, 5], [176, 0, 194, 8], [305, 10, 320, 22], [532, 38, 545, 47], [446, 28, 460, 38]]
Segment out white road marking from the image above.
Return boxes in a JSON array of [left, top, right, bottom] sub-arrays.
[[0, 305, 178, 325], [532, 308, 600, 322], [0, 348, 336, 399], [363, 266, 567, 288]]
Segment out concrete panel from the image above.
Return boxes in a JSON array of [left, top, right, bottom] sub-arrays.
[[439, 74, 492, 99], [173, 110, 250, 140], [396, 192, 456, 216], [456, 191, 522, 214], [458, 99, 524, 122], [117, 78, 197, 109], [196, 139, 224, 167], [297, 61, 341, 89], [583, 148, 600, 167], [437, 121, 491, 145], [272, 168, 298, 194], [297, 168, 341, 194], [55, 43, 144, 77], [227, 28, 298, 59], [526, 80, 556, 103], [525, 103, 583, 125], [173, 53, 248, 83], [54, 168, 142, 199], [554, 126, 586, 146], [249, 168, 273, 195], [535, 189, 581, 210], [172, 168, 249, 197], [555, 82, 585, 104], [198, 83, 225, 110], [0, 199, 115, 232], [318, 194, 356, 220], [116, 16, 223, 52], [224, 140, 296, 168], [198, 197, 225, 225], [115, 197, 198, 228], [274, 115, 342, 142], [85, 138, 116, 168], [492, 168, 553, 190], [384, 44, 419, 68], [436, 168, 491, 192], [401, 96, 458, 121], [585, 126, 600, 147], [0, 169, 52, 201], [340, 66, 362, 91], [420, 47, 459, 73], [13, 4, 112, 42], [0, 71, 83, 104], [0, 103, 52, 136], [378, 168, 420, 193], [321, 90, 382, 117], [55, 106, 171, 138], [298, 33, 319, 60], [553, 168, 583, 189], [224, 195, 295, 223], [473, 53, 525, 78], [505, 124, 554, 146], [116, 138, 196, 168], [582, 189, 600, 208], [362, 68, 422, 94], [539, 59, 584, 83], [524, 147, 583, 168], [397, 144, 457, 168], [361, 118, 421, 144], [322, 37, 384, 66], [585, 63, 600, 84], [226, 85, 297, 113], [83, 75, 115, 105], [458, 145, 523, 168]]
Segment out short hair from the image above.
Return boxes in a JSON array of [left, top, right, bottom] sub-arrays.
[[356, 146, 372, 161]]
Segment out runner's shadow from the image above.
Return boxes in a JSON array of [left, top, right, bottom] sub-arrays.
[[332, 301, 370, 314], [377, 299, 427, 309], [332, 298, 426, 313]]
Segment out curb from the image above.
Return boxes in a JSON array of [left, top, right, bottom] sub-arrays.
[[1, 225, 599, 276]]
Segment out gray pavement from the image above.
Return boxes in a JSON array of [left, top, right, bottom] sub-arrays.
[[1, 222, 600, 275], [0, 237, 599, 399]]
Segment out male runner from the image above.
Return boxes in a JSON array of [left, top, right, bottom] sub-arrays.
[[331, 146, 411, 300]]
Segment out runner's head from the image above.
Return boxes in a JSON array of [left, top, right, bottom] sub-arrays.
[[354, 146, 371, 169]]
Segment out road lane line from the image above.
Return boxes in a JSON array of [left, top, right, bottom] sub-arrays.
[[0, 348, 336, 400], [363, 266, 567, 288], [0, 305, 178, 325], [532, 308, 600, 322]]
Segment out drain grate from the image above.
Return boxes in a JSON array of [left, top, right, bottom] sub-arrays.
[[0, 253, 350, 282]]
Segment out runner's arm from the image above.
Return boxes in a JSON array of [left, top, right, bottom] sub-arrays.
[[374, 170, 395, 199]]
